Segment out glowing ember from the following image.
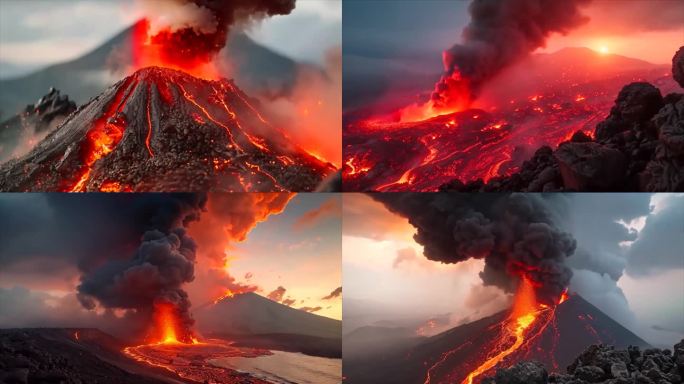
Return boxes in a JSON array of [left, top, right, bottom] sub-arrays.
[[213, 289, 235, 304]]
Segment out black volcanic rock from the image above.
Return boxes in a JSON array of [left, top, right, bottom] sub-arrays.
[[642, 95, 684, 191], [483, 341, 684, 384], [555, 142, 626, 190], [0, 328, 168, 384], [483, 361, 548, 384], [440, 77, 683, 192], [674, 46, 684, 88], [0, 67, 335, 192], [0, 88, 76, 162]]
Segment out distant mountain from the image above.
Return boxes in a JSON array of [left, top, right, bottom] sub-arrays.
[[0, 21, 301, 117], [344, 325, 422, 359], [344, 294, 650, 384], [195, 292, 341, 340], [344, 46, 669, 115]]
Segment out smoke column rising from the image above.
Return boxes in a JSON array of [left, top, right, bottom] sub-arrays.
[[431, 0, 591, 109], [371, 193, 576, 305], [141, 0, 297, 66], [76, 195, 205, 342]]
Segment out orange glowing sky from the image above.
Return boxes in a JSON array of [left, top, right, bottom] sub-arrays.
[[537, 0, 684, 64], [189, 194, 342, 320]]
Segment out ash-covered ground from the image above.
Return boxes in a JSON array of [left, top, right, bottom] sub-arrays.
[[0, 328, 177, 384], [0, 67, 336, 192], [482, 340, 684, 384]]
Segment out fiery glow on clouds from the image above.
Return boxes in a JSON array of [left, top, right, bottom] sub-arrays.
[[200, 194, 342, 320], [342, 194, 509, 322]]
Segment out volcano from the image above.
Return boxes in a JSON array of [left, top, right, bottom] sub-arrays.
[[0, 67, 335, 192], [195, 292, 342, 357], [343, 294, 649, 384]]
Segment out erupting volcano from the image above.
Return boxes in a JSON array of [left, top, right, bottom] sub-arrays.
[[0, 67, 334, 192], [342, 0, 683, 192], [344, 290, 649, 384], [0, 0, 338, 192]]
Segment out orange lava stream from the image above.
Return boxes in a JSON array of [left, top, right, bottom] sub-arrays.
[[225, 82, 337, 168], [68, 78, 137, 192], [461, 278, 539, 384], [177, 82, 243, 152], [211, 86, 270, 153], [145, 84, 155, 157]]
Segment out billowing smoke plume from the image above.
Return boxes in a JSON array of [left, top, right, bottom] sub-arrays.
[[142, 0, 297, 66], [432, 0, 590, 109], [372, 193, 576, 305], [75, 195, 205, 342]]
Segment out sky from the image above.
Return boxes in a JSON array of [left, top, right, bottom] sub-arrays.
[[343, 193, 684, 347], [0, 0, 341, 78], [343, 0, 683, 66], [0, 192, 342, 335]]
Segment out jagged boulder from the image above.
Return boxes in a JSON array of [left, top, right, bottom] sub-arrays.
[[673, 46, 684, 88], [483, 361, 548, 384], [555, 142, 626, 190], [642, 96, 684, 191]]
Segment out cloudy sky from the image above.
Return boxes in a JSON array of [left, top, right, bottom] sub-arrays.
[[344, 0, 684, 66], [0, 0, 341, 78], [343, 193, 684, 347], [0, 192, 342, 334]]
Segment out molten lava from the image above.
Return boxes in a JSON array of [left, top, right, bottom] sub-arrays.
[[131, 20, 221, 80], [422, 277, 575, 384], [343, 66, 676, 192], [461, 277, 538, 384], [153, 302, 182, 344]]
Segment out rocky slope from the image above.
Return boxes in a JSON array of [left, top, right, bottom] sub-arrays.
[[482, 340, 684, 384], [0, 67, 334, 192], [0, 88, 76, 163]]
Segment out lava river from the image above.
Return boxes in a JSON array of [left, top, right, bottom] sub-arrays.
[[123, 303, 271, 384], [423, 278, 569, 384]]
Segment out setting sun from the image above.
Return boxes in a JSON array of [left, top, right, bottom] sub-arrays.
[[598, 46, 609, 55]]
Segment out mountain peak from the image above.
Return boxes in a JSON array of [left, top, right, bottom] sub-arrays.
[[0, 65, 334, 192]]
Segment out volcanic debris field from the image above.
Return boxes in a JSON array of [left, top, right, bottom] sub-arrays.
[[0, 67, 335, 192], [343, 47, 684, 192], [0, 328, 170, 384], [481, 340, 684, 384]]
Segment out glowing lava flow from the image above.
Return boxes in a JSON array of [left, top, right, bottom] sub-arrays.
[[460, 277, 539, 384], [68, 78, 137, 192]]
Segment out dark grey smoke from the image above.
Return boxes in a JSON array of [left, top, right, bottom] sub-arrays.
[[77, 228, 198, 341], [0, 194, 206, 341], [371, 193, 576, 305], [150, 0, 297, 65], [432, 0, 591, 107]]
